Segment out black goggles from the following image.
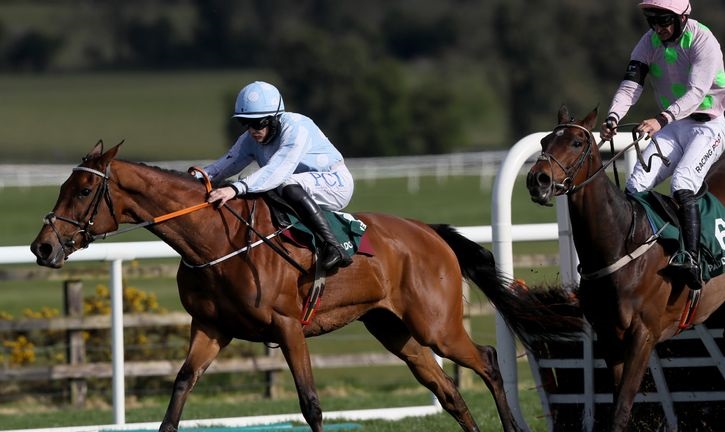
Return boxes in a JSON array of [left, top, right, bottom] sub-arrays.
[[237, 116, 272, 130], [646, 13, 677, 28]]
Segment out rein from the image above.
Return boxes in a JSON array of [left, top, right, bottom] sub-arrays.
[[538, 123, 670, 197], [44, 164, 213, 243], [46, 163, 309, 273]]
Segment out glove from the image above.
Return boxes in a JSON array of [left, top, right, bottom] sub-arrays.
[[605, 117, 617, 130], [601, 116, 618, 140]]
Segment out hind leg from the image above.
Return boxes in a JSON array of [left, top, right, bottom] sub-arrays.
[[362, 312, 481, 432], [376, 310, 525, 432], [431, 324, 524, 432]]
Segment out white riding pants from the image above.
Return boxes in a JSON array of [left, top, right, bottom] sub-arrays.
[[281, 164, 354, 211], [626, 115, 725, 194]]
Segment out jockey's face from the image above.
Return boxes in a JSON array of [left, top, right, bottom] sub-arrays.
[[644, 11, 679, 42], [248, 126, 269, 143], [238, 116, 271, 143]]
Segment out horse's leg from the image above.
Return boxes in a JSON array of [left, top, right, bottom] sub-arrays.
[[610, 325, 655, 432], [159, 320, 231, 432], [423, 324, 525, 432], [361, 314, 481, 432], [273, 315, 323, 432]]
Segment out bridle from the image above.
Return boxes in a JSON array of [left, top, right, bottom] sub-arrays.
[[535, 123, 598, 196], [536, 123, 670, 200], [43, 164, 118, 256]]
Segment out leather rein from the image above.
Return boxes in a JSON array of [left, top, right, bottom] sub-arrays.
[[43, 164, 307, 273]]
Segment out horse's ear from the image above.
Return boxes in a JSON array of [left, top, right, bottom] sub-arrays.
[[581, 107, 599, 131], [84, 140, 104, 161], [100, 140, 123, 165], [557, 105, 570, 124]]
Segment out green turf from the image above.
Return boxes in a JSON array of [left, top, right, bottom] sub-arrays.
[[0, 70, 264, 163]]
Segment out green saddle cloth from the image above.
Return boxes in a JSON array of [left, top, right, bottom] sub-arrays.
[[286, 211, 367, 257], [629, 191, 725, 282]]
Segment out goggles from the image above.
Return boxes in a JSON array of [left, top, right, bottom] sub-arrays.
[[238, 116, 272, 130], [646, 13, 676, 28]]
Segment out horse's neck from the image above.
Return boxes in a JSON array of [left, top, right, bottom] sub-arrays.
[[112, 161, 247, 259], [112, 161, 202, 221], [567, 173, 635, 266]]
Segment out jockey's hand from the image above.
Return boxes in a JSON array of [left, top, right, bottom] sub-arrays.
[[600, 117, 617, 141], [207, 186, 236, 208], [637, 118, 662, 140]]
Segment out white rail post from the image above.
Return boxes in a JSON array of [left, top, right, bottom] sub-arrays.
[[491, 132, 549, 428], [110, 259, 125, 425]]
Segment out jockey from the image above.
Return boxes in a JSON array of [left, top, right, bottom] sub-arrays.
[[601, 0, 725, 289], [199, 81, 354, 272]]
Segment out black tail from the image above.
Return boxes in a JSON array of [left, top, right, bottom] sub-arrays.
[[430, 224, 586, 352]]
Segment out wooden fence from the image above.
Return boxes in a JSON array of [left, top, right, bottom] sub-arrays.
[[0, 281, 409, 407]]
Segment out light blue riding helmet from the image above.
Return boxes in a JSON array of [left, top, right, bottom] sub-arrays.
[[233, 81, 285, 119]]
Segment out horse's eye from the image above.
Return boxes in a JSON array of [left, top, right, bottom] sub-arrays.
[[79, 188, 92, 197], [572, 140, 582, 148]]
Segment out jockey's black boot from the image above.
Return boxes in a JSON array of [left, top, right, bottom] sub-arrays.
[[281, 184, 352, 272], [671, 189, 703, 290]]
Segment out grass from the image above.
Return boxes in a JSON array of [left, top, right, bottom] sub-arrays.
[[0, 388, 548, 431], [0, 70, 265, 163]]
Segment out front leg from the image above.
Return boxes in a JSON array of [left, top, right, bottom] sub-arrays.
[[273, 315, 323, 432], [610, 324, 655, 432], [160, 320, 231, 432]]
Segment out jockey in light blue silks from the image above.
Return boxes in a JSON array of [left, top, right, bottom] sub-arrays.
[[198, 81, 355, 272]]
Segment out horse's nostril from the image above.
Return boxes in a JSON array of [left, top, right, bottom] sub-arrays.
[[33, 242, 53, 259], [536, 172, 551, 187]]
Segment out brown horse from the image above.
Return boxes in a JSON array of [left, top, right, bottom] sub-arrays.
[[31, 141, 582, 432], [526, 105, 725, 431]]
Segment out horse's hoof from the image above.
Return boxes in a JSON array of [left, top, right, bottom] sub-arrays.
[[158, 424, 177, 432]]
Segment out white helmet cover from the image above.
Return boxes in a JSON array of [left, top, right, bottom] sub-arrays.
[[233, 81, 285, 119], [639, 0, 691, 15]]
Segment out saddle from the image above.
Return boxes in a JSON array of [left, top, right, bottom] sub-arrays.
[[262, 191, 373, 256], [628, 187, 725, 282]]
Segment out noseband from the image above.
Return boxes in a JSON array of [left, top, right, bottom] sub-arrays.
[[43, 165, 117, 255], [536, 123, 597, 196]]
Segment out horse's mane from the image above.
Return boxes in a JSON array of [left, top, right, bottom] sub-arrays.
[[112, 159, 204, 187], [134, 161, 193, 180]]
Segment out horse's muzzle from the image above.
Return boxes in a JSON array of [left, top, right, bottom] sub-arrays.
[[30, 235, 67, 269], [526, 170, 555, 206]]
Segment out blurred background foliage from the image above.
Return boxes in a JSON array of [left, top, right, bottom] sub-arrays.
[[2, 0, 725, 161]]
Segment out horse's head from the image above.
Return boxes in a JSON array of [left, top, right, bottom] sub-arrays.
[[31, 140, 122, 268], [526, 105, 599, 206]]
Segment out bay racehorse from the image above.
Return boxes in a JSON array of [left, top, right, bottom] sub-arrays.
[[526, 105, 725, 431], [31, 141, 582, 432]]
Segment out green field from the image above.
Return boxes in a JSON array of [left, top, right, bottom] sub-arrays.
[[1, 70, 265, 163]]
